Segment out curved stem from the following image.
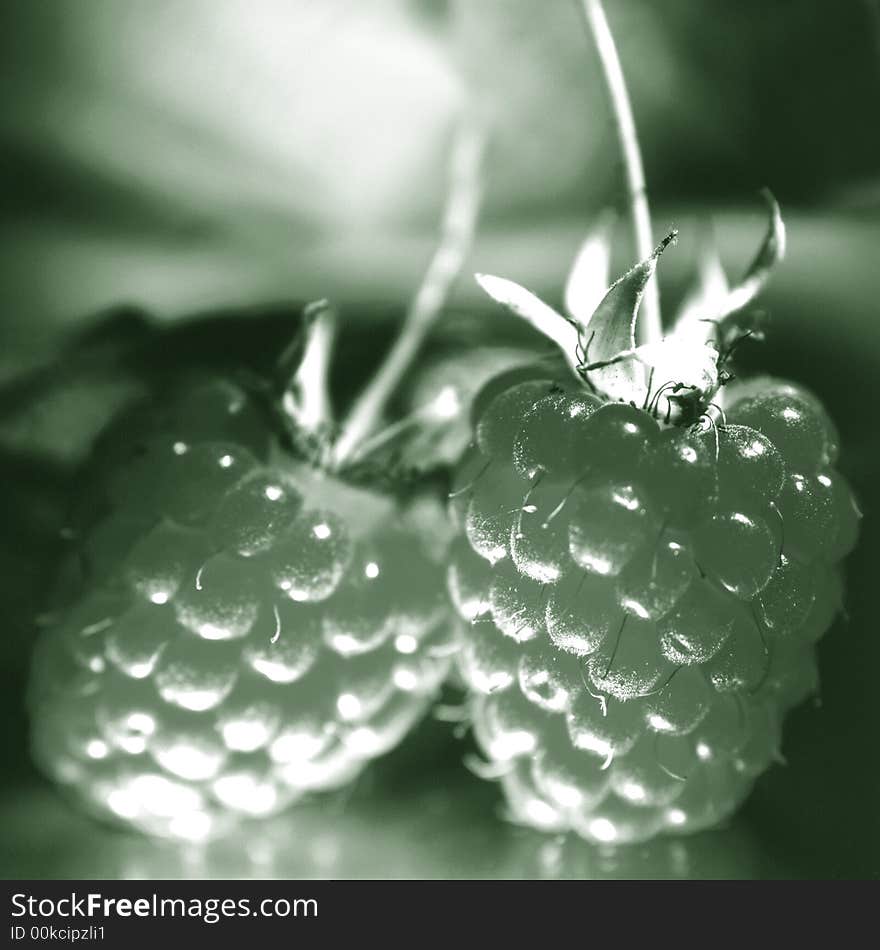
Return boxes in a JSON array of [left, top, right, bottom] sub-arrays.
[[579, 0, 662, 345], [330, 120, 485, 468]]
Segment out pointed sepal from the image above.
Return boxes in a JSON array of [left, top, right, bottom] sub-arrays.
[[475, 273, 581, 374], [577, 232, 676, 402], [716, 189, 785, 322]]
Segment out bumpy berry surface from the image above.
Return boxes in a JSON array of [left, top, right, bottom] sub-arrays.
[[450, 375, 858, 844], [29, 381, 452, 841]]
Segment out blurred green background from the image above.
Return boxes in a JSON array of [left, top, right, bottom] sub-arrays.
[[1, 0, 878, 878]]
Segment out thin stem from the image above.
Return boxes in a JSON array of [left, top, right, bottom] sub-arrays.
[[345, 386, 460, 467], [578, 0, 662, 345], [330, 121, 485, 468]]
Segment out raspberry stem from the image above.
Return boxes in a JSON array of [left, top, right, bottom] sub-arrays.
[[578, 0, 662, 346], [330, 120, 485, 469]]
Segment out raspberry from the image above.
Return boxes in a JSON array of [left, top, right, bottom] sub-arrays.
[[452, 369, 858, 843], [454, 207, 859, 844], [29, 378, 453, 840], [28, 123, 485, 840], [450, 4, 858, 846]]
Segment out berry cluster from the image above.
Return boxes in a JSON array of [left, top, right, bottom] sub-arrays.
[[29, 381, 452, 840], [449, 372, 859, 844]]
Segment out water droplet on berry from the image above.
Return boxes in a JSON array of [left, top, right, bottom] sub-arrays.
[[728, 384, 839, 469], [123, 522, 207, 605], [694, 507, 779, 599], [657, 580, 737, 664], [161, 443, 259, 526], [530, 718, 610, 810], [518, 646, 582, 713], [566, 692, 645, 760], [755, 554, 815, 639], [104, 604, 172, 679], [569, 482, 655, 577], [545, 571, 619, 657], [269, 509, 351, 602], [512, 390, 602, 479], [210, 468, 302, 555], [155, 637, 238, 712], [510, 477, 576, 583], [617, 528, 696, 621], [587, 615, 672, 701], [643, 665, 712, 736], [174, 554, 261, 641], [707, 425, 785, 506], [475, 380, 556, 458], [243, 600, 322, 683], [488, 563, 547, 642], [464, 464, 528, 565]]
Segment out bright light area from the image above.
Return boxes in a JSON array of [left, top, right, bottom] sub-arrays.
[[430, 386, 461, 421], [250, 656, 302, 684], [118, 735, 147, 755], [328, 633, 366, 657], [213, 774, 277, 815], [648, 713, 673, 732], [158, 683, 228, 713], [472, 670, 513, 694], [394, 634, 418, 654], [270, 732, 323, 764], [154, 743, 223, 781], [86, 739, 108, 760], [523, 797, 560, 828], [312, 522, 331, 540], [588, 817, 618, 843], [619, 780, 647, 803], [127, 660, 154, 679], [222, 719, 271, 752], [168, 811, 213, 842], [612, 490, 640, 512], [620, 598, 650, 620], [489, 730, 536, 761], [572, 731, 612, 759], [345, 727, 381, 757], [336, 693, 362, 721], [545, 780, 583, 809], [576, 552, 614, 576], [264, 484, 283, 501], [393, 668, 418, 692], [127, 712, 155, 734]]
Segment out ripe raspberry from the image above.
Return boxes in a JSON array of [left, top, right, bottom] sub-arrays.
[[453, 201, 859, 844], [29, 378, 453, 841], [28, 123, 484, 840]]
